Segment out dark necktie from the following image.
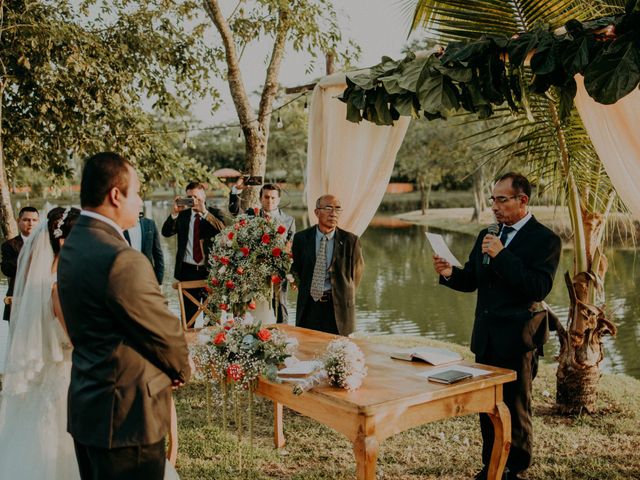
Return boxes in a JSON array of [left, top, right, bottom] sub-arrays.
[[499, 226, 515, 245], [123, 229, 131, 246], [193, 214, 203, 263]]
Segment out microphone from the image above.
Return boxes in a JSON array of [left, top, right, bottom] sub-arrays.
[[482, 223, 500, 266]]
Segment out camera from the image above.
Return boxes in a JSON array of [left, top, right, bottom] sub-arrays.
[[175, 197, 195, 208], [242, 175, 263, 186]]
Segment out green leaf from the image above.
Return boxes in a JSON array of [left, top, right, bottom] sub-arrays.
[[418, 72, 460, 118], [374, 90, 395, 125], [560, 35, 593, 75], [506, 33, 539, 67], [394, 94, 419, 118], [347, 71, 375, 90], [558, 78, 577, 122], [530, 31, 557, 75], [396, 54, 432, 92], [584, 32, 640, 104]]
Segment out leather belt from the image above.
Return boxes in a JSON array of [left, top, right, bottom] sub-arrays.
[[184, 262, 207, 271], [317, 290, 332, 303]]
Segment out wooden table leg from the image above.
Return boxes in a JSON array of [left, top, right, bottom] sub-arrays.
[[274, 401, 285, 448], [487, 399, 511, 480], [353, 418, 379, 480], [167, 396, 178, 465]]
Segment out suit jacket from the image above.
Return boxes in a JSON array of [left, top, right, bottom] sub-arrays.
[[139, 217, 164, 283], [58, 215, 191, 448], [291, 226, 364, 336], [441, 216, 561, 358], [1, 235, 23, 321], [161, 206, 226, 280], [229, 192, 296, 241]]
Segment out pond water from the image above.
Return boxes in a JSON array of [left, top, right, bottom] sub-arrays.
[[2, 201, 639, 380]]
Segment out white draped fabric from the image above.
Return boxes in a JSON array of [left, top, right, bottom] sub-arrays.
[[574, 75, 640, 220], [305, 73, 410, 236]]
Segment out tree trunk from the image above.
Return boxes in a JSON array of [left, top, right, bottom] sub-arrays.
[[470, 167, 485, 223], [418, 175, 426, 215], [0, 81, 17, 239]]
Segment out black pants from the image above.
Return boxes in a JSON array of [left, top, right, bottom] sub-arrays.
[[477, 350, 538, 474], [179, 262, 209, 323], [74, 439, 165, 480], [298, 293, 339, 334]]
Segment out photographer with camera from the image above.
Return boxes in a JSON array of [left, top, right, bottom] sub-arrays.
[[162, 182, 226, 322], [228, 176, 295, 323]]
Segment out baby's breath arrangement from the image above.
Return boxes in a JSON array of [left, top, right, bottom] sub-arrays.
[[293, 338, 368, 395]]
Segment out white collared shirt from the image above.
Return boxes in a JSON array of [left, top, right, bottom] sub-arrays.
[[81, 210, 126, 240], [502, 212, 532, 247], [184, 210, 204, 265]]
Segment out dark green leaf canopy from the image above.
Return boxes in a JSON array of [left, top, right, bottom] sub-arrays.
[[339, 12, 640, 125]]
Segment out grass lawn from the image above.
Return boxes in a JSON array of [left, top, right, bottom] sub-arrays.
[[173, 335, 640, 479]]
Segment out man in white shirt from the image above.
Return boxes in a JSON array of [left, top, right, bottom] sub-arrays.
[[161, 182, 225, 322]]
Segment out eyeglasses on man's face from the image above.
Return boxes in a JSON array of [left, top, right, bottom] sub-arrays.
[[488, 195, 521, 205], [317, 205, 343, 214]]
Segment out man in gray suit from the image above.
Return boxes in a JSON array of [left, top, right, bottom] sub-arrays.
[[58, 152, 191, 479]]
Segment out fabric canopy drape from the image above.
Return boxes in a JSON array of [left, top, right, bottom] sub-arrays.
[[305, 73, 410, 236], [574, 75, 640, 221]]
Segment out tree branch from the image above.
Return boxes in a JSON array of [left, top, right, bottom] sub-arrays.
[[203, 0, 255, 133], [257, 4, 289, 130]]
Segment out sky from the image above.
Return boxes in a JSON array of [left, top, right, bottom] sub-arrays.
[[191, 0, 421, 125]]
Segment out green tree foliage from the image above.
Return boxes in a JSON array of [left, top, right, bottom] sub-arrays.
[[0, 0, 218, 236]]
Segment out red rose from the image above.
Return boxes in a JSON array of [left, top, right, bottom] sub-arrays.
[[257, 329, 271, 341], [213, 255, 219, 262], [261, 233, 271, 244], [271, 247, 282, 257], [239, 219, 247, 226], [253, 207, 260, 216], [227, 364, 244, 381], [236, 267, 244, 274], [223, 320, 234, 330], [204, 285, 212, 293], [214, 332, 226, 345], [277, 225, 286, 235], [219, 303, 228, 311], [227, 231, 235, 240], [264, 214, 271, 221], [220, 257, 230, 265], [248, 301, 256, 310], [234, 223, 241, 230], [211, 278, 220, 286], [271, 274, 281, 285], [225, 280, 235, 289], [240, 246, 250, 256]]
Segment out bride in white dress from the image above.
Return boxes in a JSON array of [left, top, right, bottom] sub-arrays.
[[0, 208, 179, 480], [0, 207, 81, 479]]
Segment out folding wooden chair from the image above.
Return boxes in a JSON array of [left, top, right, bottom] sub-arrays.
[[172, 279, 215, 330]]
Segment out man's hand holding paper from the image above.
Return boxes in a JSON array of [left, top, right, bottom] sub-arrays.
[[425, 232, 461, 279]]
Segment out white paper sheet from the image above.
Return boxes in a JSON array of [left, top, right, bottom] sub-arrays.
[[425, 232, 462, 268]]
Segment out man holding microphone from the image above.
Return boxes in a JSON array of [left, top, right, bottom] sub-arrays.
[[432, 172, 561, 480]]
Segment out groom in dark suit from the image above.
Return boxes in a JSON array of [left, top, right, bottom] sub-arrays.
[[433, 172, 561, 480], [58, 152, 191, 479], [291, 194, 364, 336], [1, 206, 39, 320]]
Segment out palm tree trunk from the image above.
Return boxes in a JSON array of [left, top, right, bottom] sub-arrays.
[[548, 103, 615, 414], [470, 167, 485, 223]]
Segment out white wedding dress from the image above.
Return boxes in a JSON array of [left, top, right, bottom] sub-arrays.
[[0, 223, 179, 480]]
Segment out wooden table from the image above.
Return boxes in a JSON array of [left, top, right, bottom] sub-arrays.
[[255, 325, 516, 480]]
